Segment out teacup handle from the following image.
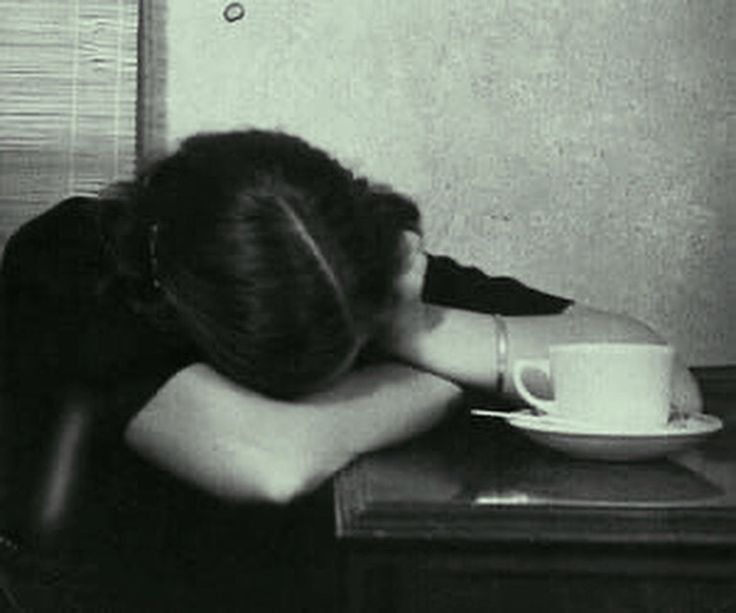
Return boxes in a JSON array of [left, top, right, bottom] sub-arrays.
[[512, 358, 557, 415]]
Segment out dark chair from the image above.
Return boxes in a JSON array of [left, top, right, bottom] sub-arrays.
[[0, 387, 167, 612], [0, 263, 182, 610], [0, 384, 341, 612]]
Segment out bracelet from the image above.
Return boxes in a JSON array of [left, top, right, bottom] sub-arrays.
[[493, 314, 508, 394]]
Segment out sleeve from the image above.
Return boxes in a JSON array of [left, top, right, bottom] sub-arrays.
[[422, 254, 573, 316]]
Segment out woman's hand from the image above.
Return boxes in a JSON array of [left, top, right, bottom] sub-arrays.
[[671, 359, 704, 416], [377, 288, 437, 358], [373, 231, 439, 357], [551, 306, 704, 417]]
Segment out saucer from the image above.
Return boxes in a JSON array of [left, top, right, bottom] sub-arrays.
[[472, 409, 723, 462]]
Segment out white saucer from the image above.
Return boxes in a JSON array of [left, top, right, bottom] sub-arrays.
[[472, 409, 723, 462]]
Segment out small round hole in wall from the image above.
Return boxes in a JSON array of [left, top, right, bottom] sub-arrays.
[[223, 3, 245, 23]]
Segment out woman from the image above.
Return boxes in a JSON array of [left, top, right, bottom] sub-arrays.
[[1, 130, 701, 510], [0, 129, 702, 610]]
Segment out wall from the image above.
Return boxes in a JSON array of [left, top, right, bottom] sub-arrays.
[[160, 0, 734, 365]]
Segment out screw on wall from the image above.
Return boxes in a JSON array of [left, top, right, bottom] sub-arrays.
[[223, 3, 245, 23]]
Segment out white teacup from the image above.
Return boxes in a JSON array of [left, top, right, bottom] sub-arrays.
[[511, 343, 675, 432]]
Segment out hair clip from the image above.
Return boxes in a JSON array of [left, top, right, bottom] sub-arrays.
[[148, 223, 161, 289]]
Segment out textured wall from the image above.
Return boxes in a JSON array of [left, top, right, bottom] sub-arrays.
[[163, 0, 734, 365]]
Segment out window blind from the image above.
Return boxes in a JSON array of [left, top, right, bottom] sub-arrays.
[[0, 0, 138, 247]]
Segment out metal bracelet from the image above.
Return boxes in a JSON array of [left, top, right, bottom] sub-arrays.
[[493, 314, 508, 394]]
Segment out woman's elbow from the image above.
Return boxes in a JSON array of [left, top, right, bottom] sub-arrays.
[[256, 469, 319, 505], [125, 429, 329, 506], [215, 471, 303, 506], [213, 447, 347, 506]]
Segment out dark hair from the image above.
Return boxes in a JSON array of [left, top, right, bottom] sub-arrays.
[[107, 130, 420, 398]]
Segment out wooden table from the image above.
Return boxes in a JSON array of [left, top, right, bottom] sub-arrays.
[[334, 367, 736, 613]]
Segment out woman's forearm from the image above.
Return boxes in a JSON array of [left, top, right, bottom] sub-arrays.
[[385, 304, 661, 392], [125, 362, 461, 504], [383, 303, 702, 413], [301, 362, 462, 453]]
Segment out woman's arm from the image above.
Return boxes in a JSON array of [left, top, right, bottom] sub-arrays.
[[381, 302, 703, 415], [124, 362, 461, 504]]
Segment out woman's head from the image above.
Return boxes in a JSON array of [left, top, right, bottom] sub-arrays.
[[119, 130, 421, 397]]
